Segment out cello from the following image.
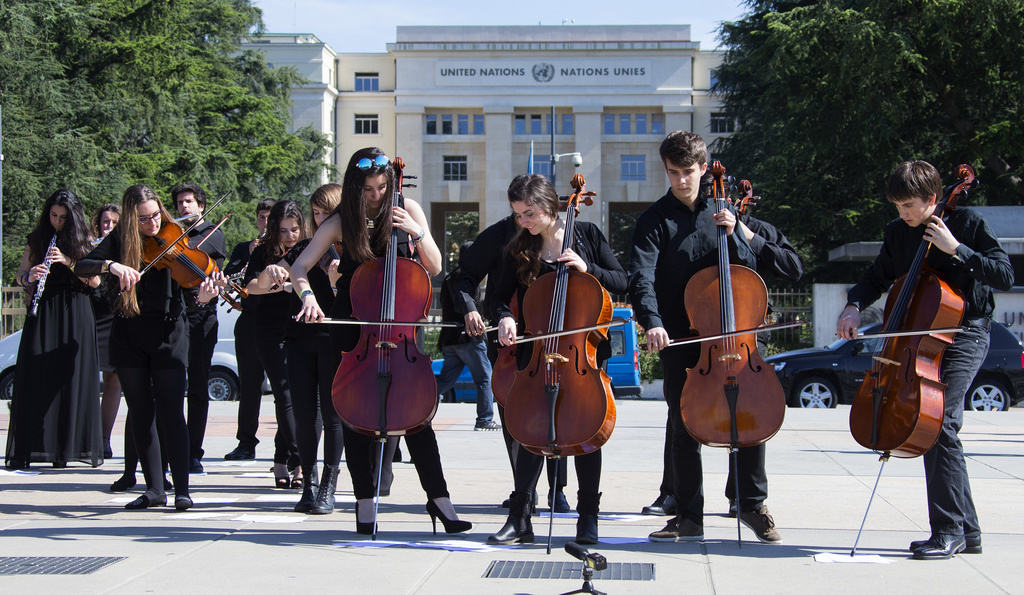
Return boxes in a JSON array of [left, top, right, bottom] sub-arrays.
[[849, 164, 976, 458], [332, 157, 438, 440], [504, 174, 616, 460]]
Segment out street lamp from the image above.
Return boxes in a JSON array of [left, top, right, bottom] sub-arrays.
[[549, 151, 582, 188]]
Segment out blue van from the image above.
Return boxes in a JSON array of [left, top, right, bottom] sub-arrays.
[[431, 306, 641, 401]]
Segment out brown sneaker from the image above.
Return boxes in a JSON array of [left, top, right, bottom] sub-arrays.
[[648, 517, 703, 542], [739, 504, 782, 543]]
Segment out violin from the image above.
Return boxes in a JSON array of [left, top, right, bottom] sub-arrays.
[[679, 162, 785, 448], [332, 157, 438, 437], [140, 217, 247, 310], [504, 174, 616, 458], [849, 164, 976, 457]]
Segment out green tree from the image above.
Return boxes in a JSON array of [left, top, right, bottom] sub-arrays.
[[714, 0, 1024, 281], [0, 0, 330, 280]]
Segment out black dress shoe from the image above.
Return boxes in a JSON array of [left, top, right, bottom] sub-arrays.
[[911, 534, 981, 554], [912, 535, 966, 560], [224, 446, 255, 461], [109, 475, 137, 492], [124, 493, 167, 510], [642, 494, 678, 516], [174, 496, 193, 511], [189, 458, 205, 474]]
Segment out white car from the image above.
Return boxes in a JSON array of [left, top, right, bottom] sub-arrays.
[[1, 307, 247, 402]]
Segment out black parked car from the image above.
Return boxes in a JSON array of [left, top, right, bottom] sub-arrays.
[[766, 322, 1024, 411]]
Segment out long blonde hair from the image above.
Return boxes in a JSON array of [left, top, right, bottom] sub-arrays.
[[309, 183, 342, 235], [116, 185, 174, 317]]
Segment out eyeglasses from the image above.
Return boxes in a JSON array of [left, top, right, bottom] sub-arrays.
[[356, 155, 390, 171], [138, 212, 162, 225]]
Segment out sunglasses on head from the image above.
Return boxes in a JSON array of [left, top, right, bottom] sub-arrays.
[[356, 155, 390, 171]]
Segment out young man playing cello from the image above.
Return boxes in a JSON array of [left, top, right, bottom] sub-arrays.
[[837, 160, 1013, 559], [629, 130, 777, 543]]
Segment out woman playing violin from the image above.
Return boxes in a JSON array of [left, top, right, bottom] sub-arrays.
[[291, 147, 470, 535], [837, 161, 1014, 559], [243, 200, 305, 489], [76, 185, 200, 510], [6, 189, 103, 470], [486, 174, 627, 545]]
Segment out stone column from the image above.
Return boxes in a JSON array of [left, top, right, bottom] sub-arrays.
[[395, 107, 426, 219], [573, 106, 603, 227], [483, 106, 514, 229]]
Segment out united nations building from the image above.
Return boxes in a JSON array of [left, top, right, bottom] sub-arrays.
[[244, 24, 727, 271]]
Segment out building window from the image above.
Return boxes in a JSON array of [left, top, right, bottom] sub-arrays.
[[441, 114, 453, 134], [635, 114, 647, 134], [532, 155, 553, 179], [619, 114, 631, 135], [514, 114, 526, 134], [710, 112, 735, 134], [709, 69, 719, 89], [354, 114, 378, 135], [652, 113, 665, 135], [621, 155, 645, 181], [443, 156, 468, 181], [457, 114, 469, 135], [425, 114, 437, 135], [561, 114, 574, 135], [603, 114, 615, 134], [354, 72, 379, 92], [530, 114, 542, 134], [473, 114, 485, 134]]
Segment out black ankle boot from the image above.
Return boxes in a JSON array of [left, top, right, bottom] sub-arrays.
[[575, 491, 601, 545], [310, 464, 339, 515], [487, 490, 535, 545], [294, 464, 319, 513]]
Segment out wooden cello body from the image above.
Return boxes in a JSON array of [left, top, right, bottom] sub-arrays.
[[504, 175, 616, 457], [679, 162, 786, 447], [848, 164, 976, 458], [332, 158, 438, 437]]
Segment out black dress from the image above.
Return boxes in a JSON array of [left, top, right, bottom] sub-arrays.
[[5, 261, 103, 468]]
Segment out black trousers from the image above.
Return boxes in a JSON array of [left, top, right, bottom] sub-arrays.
[[514, 448, 601, 498], [286, 335, 342, 476], [255, 324, 299, 467], [344, 425, 448, 501], [185, 306, 218, 461], [233, 311, 266, 450], [656, 410, 768, 512], [925, 324, 987, 538]]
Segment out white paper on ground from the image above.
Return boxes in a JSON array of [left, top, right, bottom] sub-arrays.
[[0, 469, 41, 476], [231, 514, 306, 523], [538, 511, 578, 519], [236, 472, 273, 478], [599, 514, 649, 522], [209, 461, 260, 467], [814, 552, 894, 564], [599, 536, 649, 545], [167, 512, 232, 520], [191, 497, 239, 504], [107, 497, 135, 504], [333, 539, 522, 552]]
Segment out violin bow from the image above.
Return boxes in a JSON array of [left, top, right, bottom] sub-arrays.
[[306, 317, 499, 333], [507, 317, 632, 345], [653, 320, 810, 349], [844, 327, 963, 340], [138, 190, 232, 277]]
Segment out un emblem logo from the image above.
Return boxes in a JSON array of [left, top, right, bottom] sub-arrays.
[[532, 63, 555, 83]]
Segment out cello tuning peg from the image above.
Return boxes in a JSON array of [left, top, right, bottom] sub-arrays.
[[403, 183, 417, 188], [404, 175, 418, 180]]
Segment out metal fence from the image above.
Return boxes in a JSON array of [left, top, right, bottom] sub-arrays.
[[767, 288, 813, 353]]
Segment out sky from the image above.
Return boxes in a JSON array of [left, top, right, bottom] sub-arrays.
[[251, 0, 751, 53]]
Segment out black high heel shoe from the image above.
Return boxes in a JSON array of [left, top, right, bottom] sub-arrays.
[[355, 500, 376, 535], [426, 500, 472, 535]]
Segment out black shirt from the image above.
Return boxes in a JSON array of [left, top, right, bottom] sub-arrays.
[[225, 239, 260, 312], [628, 190, 755, 338], [846, 207, 1014, 319], [244, 242, 301, 331], [451, 215, 518, 318], [182, 220, 226, 312], [77, 230, 185, 319], [437, 267, 483, 349], [744, 215, 802, 282]]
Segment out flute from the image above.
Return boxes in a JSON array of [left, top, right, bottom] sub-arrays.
[[29, 234, 57, 316]]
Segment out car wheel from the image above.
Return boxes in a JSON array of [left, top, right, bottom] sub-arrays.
[[0, 371, 14, 401], [793, 376, 838, 408], [965, 377, 1010, 411], [208, 368, 239, 402]]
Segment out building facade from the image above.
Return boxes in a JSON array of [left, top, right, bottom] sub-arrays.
[[244, 25, 728, 278]]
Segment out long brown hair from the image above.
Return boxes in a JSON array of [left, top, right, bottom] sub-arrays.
[[338, 147, 394, 263], [261, 200, 305, 265], [91, 203, 121, 239], [28, 189, 92, 265], [116, 185, 174, 317], [506, 174, 560, 287], [309, 183, 342, 235]]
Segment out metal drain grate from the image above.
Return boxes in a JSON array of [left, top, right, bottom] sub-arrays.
[[484, 560, 655, 581], [0, 557, 126, 575]]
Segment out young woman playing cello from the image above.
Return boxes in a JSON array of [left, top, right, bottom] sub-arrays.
[[486, 174, 627, 545], [291, 147, 471, 535]]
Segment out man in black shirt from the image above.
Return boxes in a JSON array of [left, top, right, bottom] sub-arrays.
[[172, 184, 227, 474], [838, 160, 1013, 559], [629, 130, 763, 543], [222, 198, 274, 461]]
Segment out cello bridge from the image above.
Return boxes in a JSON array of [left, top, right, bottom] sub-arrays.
[[871, 355, 901, 367], [717, 353, 742, 363], [375, 341, 397, 349], [544, 353, 569, 364]]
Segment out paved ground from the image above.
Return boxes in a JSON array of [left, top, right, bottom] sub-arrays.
[[1, 398, 1022, 594]]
